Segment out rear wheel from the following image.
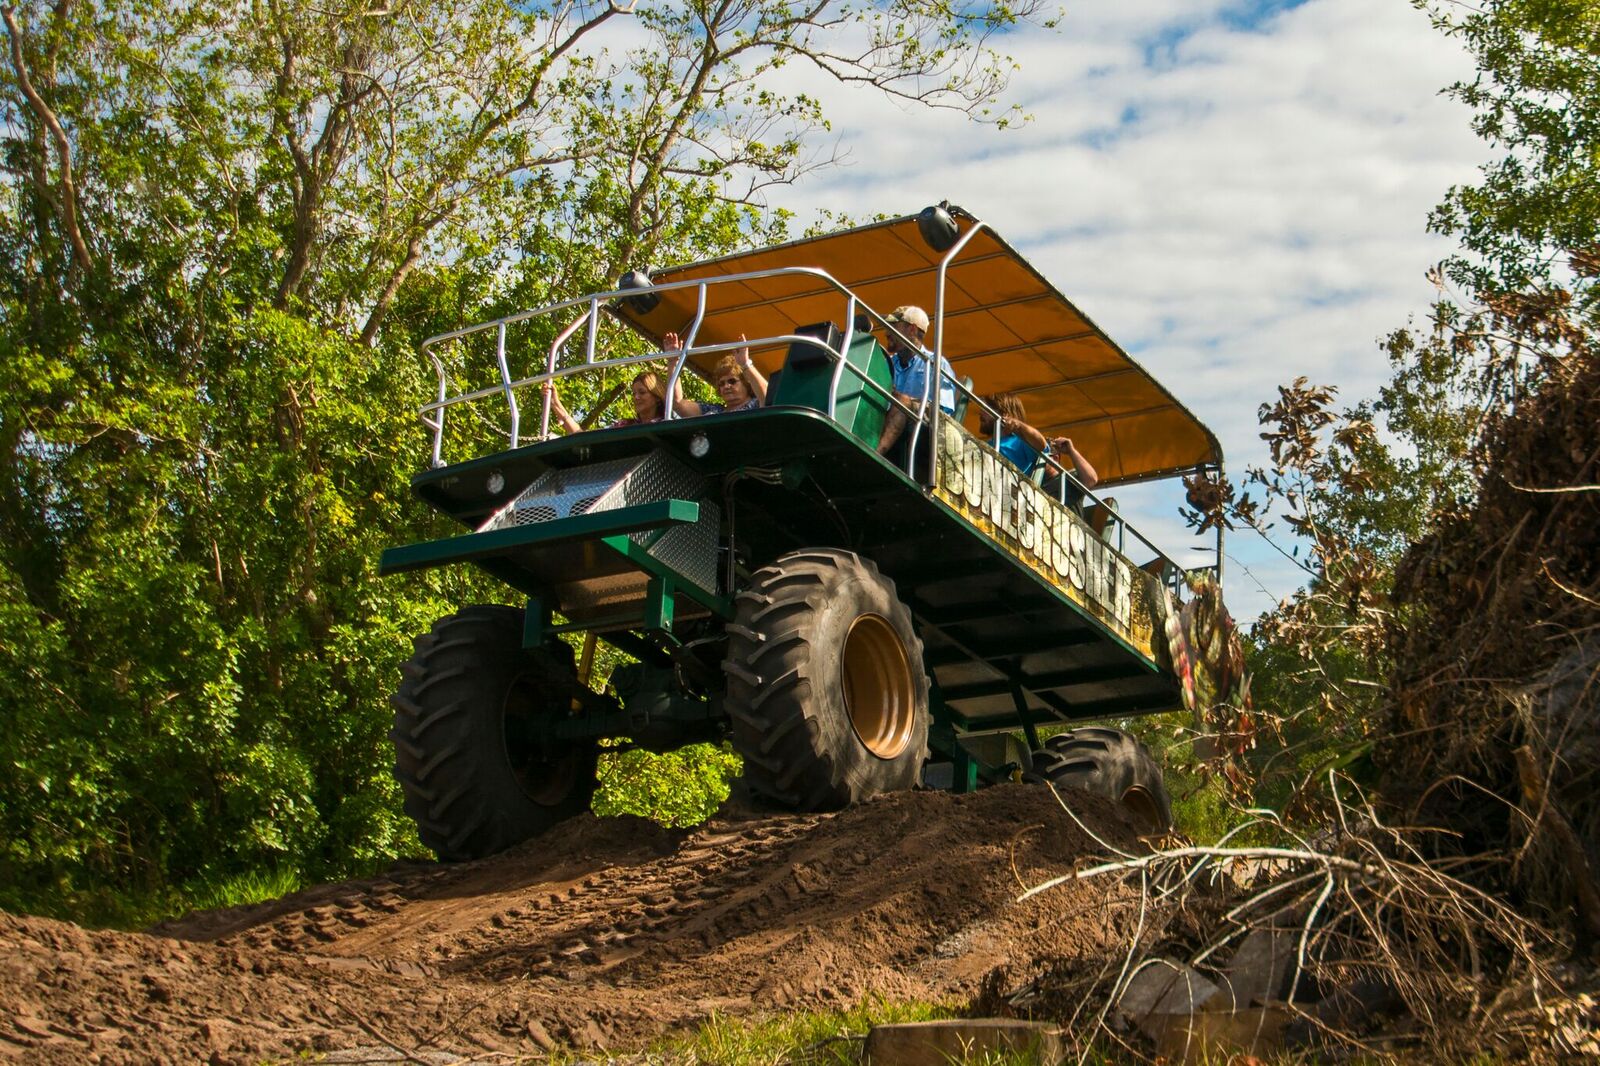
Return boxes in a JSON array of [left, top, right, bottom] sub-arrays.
[[1027, 726, 1172, 833], [391, 605, 598, 861], [723, 549, 929, 809]]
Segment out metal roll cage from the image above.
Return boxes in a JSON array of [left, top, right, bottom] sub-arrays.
[[416, 238, 1224, 594]]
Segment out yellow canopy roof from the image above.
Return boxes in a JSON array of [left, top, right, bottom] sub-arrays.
[[616, 212, 1222, 485]]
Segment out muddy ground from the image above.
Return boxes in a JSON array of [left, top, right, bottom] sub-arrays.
[[0, 784, 1153, 1064]]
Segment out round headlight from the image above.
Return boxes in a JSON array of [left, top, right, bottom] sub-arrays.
[[486, 469, 505, 495], [688, 433, 711, 459]]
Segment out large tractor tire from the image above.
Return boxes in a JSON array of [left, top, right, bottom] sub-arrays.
[[391, 605, 598, 861], [723, 549, 929, 810], [1027, 726, 1173, 833]]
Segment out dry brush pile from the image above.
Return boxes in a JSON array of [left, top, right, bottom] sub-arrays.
[[989, 287, 1600, 1062], [990, 779, 1585, 1062], [1381, 293, 1600, 945]]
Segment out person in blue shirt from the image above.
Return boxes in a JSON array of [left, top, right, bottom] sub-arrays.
[[875, 305, 956, 464], [978, 392, 1051, 476]]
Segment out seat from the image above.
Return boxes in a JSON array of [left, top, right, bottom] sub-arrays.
[[1085, 496, 1119, 542], [951, 374, 974, 423]]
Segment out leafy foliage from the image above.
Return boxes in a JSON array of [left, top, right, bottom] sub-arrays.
[[593, 743, 743, 828], [1420, 0, 1600, 301], [1177, 1, 1600, 830], [1381, 282, 1599, 937], [0, 0, 1045, 921]]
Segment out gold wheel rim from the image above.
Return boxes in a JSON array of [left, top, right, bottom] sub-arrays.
[[1120, 785, 1164, 833], [841, 614, 916, 759]]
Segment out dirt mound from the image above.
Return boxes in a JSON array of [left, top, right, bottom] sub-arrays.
[[1, 784, 1146, 1064]]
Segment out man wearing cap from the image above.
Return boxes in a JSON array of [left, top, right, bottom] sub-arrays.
[[876, 305, 956, 467]]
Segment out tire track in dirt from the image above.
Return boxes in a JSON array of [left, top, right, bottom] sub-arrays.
[[3, 784, 1147, 1064]]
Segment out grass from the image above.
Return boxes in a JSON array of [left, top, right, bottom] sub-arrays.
[[3, 862, 333, 931], [528, 999, 1123, 1065], [664, 1000, 951, 1065], [180, 864, 307, 916]]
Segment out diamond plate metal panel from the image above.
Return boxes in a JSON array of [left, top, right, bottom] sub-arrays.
[[480, 456, 643, 531], [560, 571, 652, 615], [594, 449, 704, 515], [477, 449, 721, 597], [641, 501, 720, 595]]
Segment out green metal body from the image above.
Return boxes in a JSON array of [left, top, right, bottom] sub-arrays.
[[768, 331, 892, 447], [382, 344, 1183, 785]]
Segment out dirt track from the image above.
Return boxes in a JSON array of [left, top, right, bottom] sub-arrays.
[[0, 784, 1146, 1063]]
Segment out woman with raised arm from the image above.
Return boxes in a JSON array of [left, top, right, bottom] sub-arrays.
[[663, 333, 766, 415], [543, 370, 668, 436]]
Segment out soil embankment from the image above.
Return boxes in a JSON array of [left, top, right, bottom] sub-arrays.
[[0, 784, 1142, 1064]]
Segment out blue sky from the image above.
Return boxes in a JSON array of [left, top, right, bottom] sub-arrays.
[[769, 0, 1483, 621]]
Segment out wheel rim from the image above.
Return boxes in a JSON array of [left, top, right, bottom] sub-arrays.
[[503, 674, 578, 806], [1120, 785, 1165, 833], [841, 613, 916, 759]]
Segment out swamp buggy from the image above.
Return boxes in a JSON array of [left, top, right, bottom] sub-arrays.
[[380, 205, 1235, 860]]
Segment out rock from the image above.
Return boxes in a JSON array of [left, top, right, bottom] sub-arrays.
[[1117, 958, 1293, 1064], [1117, 960, 1220, 1023], [1285, 977, 1404, 1047], [1147, 1007, 1292, 1064], [1213, 925, 1300, 1009], [864, 1019, 1062, 1064]]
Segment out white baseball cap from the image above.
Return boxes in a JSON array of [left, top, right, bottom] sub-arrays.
[[885, 305, 930, 332]]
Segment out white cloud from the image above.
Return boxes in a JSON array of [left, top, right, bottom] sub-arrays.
[[766, 0, 1483, 621]]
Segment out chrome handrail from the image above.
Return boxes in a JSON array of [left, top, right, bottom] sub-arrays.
[[495, 322, 519, 448], [946, 377, 1192, 593], [416, 264, 1208, 591], [661, 284, 708, 422], [825, 294, 858, 419], [422, 266, 870, 454], [920, 218, 990, 487], [540, 303, 597, 440]]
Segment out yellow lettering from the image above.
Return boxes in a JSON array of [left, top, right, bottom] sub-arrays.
[[1017, 488, 1036, 552], [983, 455, 1004, 527], [964, 443, 984, 509]]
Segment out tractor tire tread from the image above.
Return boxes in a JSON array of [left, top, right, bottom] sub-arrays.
[[1028, 727, 1172, 832], [724, 548, 928, 812], [390, 605, 598, 861]]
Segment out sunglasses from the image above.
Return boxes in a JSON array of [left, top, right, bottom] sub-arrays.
[[717, 376, 742, 388]]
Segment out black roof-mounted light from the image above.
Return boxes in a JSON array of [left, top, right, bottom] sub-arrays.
[[917, 202, 960, 253], [616, 269, 660, 315]]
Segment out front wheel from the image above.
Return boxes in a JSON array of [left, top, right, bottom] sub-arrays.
[[1027, 726, 1173, 833], [723, 549, 929, 810], [391, 605, 598, 861]]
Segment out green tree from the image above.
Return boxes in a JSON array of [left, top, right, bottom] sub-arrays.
[[0, 0, 1049, 921], [1420, 0, 1600, 306], [1198, 1, 1600, 816]]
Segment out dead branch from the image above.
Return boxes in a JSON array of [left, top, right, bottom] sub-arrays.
[[1513, 744, 1600, 940], [327, 996, 431, 1065], [1505, 480, 1600, 494], [1015, 778, 1567, 1060]]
